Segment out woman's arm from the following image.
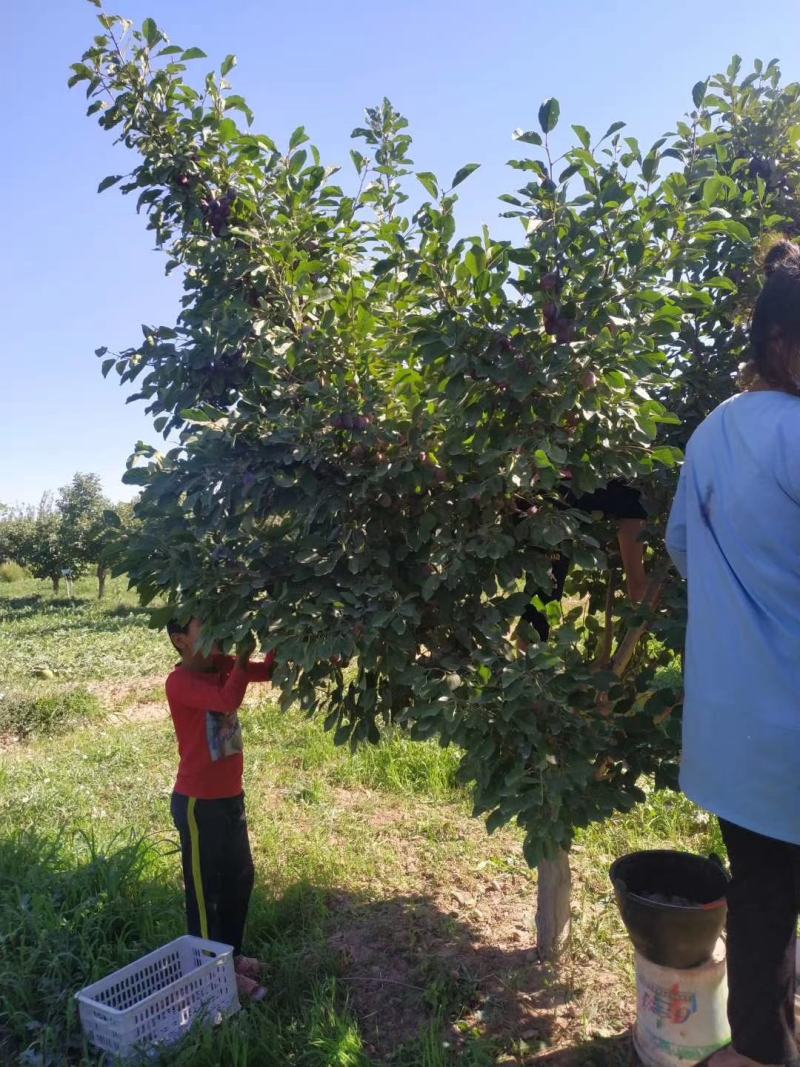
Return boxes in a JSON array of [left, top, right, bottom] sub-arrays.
[[666, 467, 689, 578], [616, 518, 647, 602]]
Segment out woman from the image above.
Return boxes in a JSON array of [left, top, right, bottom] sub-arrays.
[[667, 240, 800, 1067], [515, 480, 648, 647]]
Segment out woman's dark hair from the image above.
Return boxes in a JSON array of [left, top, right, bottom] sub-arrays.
[[744, 239, 800, 393], [166, 618, 190, 638]]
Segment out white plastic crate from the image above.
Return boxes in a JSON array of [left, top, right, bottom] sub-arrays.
[[75, 935, 240, 1061]]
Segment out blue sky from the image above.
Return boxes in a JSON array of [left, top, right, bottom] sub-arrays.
[[3, 0, 798, 507]]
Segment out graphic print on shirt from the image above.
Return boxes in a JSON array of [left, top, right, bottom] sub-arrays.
[[206, 711, 243, 762]]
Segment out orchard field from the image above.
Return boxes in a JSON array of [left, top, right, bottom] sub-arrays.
[[0, 576, 719, 1067], [6, 9, 800, 1064]]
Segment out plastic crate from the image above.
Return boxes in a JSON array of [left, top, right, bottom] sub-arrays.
[[75, 935, 239, 1061]]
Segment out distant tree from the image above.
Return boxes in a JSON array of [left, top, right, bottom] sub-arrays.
[[96, 497, 142, 597], [57, 473, 111, 596], [0, 478, 132, 597], [13, 497, 65, 593], [0, 510, 33, 570]]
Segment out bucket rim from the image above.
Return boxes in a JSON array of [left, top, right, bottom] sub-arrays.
[[609, 848, 729, 910]]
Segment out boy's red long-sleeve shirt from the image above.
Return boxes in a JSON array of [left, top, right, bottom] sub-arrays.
[[166, 653, 275, 799]]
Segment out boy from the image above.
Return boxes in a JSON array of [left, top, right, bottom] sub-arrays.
[[166, 617, 275, 1002]]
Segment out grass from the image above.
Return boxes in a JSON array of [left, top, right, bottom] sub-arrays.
[[0, 561, 28, 582], [0, 576, 171, 684], [0, 579, 715, 1066], [0, 686, 102, 740]]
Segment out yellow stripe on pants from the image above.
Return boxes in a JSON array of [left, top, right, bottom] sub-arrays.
[[187, 797, 209, 939]]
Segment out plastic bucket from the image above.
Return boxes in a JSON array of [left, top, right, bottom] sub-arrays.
[[633, 941, 730, 1067], [610, 850, 728, 969]]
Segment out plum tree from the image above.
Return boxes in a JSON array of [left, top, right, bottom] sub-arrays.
[[71, 19, 800, 951]]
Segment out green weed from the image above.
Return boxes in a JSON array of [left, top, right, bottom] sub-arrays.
[[0, 687, 102, 740], [0, 561, 27, 582]]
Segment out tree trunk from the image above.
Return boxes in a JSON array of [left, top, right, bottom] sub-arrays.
[[52, 576, 60, 593], [536, 848, 572, 959], [98, 565, 107, 600]]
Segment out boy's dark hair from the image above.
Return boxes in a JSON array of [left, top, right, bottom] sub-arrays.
[[744, 239, 800, 394], [166, 618, 191, 638]]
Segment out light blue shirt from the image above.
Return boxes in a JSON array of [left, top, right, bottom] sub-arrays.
[[667, 391, 800, 845]]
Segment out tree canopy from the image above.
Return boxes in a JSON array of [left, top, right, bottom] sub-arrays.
[[71, 16, 800, 862]]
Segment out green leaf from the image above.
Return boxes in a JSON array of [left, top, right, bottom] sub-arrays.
[[101, 358, 116, 378], [513, 129, 543, 146], [451, 163, 480, 188], [141, 18, 161, 47], [559, 163, 580, 183], [700, 219, 751, 245], [122, 467, 151, 486], [651, 446, 681, 468], [158, 45, 183, 56], [692, 80, 708, 108], [103, 509, 122, 528], [727, 54, 742, 80], [538, 98, 560, 134], [289, 149, 307, 174], [626, 240, 645, 267], [601, 120, 626, 141], [97, 175, 122, 193], [702, 176, 723, 205], [421, 575, 439, 601], [464, 245, 485, 278], [224, 96, 254, 126], [572, 125, 591, 149], [641, 152, 660, 183], [182, 47, 208, 61], [149, 604, 176, 629], [221, 54, 237, 76], [217, 117, 238, 142], [180, 408, 215, 423], [416, 171, 439, 199], [704, 275, 738, 293], [290, 126, 308, 150]]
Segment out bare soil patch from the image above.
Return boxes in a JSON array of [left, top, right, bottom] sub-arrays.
[[324, 788, 635, 1062]]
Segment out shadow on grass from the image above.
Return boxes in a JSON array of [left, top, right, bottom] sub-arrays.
[[0, 595, 96, 619], [534, 1032, 635, 1065], [0, 594, 45, 614], [0, 828, 630, 1066], [104, 603, 150, 620], [0, 596, 149, 624], [29, 615, 151, 639], [319, 888, 629, 1065]]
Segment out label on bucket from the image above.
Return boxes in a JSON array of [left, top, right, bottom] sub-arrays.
[[634, 948, 730, 1067], [634, 1026, 725, 1065], [641, 980, 697, 1026]]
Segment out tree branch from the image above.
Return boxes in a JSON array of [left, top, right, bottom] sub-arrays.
[[610, 572, 665, 679]]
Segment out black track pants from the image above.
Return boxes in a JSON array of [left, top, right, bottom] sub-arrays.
[[171, 791, 254, 956], [720, 818, 800, 1066]]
